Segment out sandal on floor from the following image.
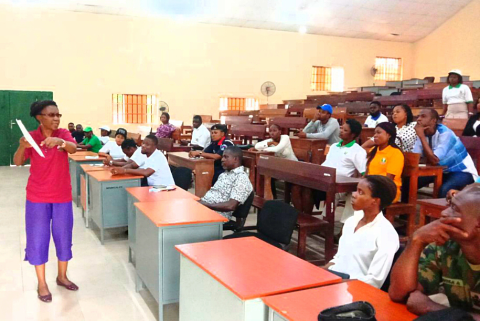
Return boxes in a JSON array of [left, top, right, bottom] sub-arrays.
[[37, 291, 52, 303], [56, 278, 79, 291]]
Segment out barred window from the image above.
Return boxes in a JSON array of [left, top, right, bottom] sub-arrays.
[[219, 97, 258, 111], [374, 57, 403, 81], [112, 94, 157, 124]]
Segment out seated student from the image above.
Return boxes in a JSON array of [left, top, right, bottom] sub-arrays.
[[199, 146, 253, 220], [413, 109, 478, 197], [189, 124, 234, 184], [77, 126, 103, 153], [68, 122, 75, 134], [252, 124, 297, 161], [366, 122, 404, 203], [364, 101, 389, 128], [325, 175, 399, 289], [155, 112, 177, 138], [297, 104, 340, 145], [98, 128, 127, 161], [104, 138, 140, 167], [362, 104, 417, 153], [98, 125, 111, 145], [389, 184, 480, 318], [189, 115, 211, 149], [462, 112, 480, 137], [111, 135, 174, 187], [71, 124, 84, 144]]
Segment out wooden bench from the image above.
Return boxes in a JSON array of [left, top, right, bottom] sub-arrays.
[[358, 127, 375, 145], [345, 91, 375, 102], [258, 109, 287, 120], [340, 101, 371, 115], [459, 136, 480, 174], [219, 110, 240, 117], [257, 156, 337, 262], [374, 94, 417, 107], [290, 137, 328, 165], [199, 115, 212, 123], [224, 116, 252, 128], [230, 124, 267, 144], [268, 117, 307, 135], [332, 107, 347, 125]]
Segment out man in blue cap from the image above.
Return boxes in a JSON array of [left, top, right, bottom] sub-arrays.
[[298, 104, 340, 144]]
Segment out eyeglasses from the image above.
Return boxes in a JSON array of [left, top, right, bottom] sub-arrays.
[[40, 113, 62, 118]]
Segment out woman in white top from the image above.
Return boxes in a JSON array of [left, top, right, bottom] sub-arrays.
[[325, 175, 400, 289], [252, 124, 298, 161], [442, 69, 474, 119], [98, 128, 127, 161], [362, 104, 417, 153]]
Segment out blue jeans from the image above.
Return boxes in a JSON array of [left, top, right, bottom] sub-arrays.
[[417, 172, 474, 198]]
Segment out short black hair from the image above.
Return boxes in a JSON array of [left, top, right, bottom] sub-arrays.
[[224, 146, 243, 163], [193, 115, 202, 124], [424, 108, 440, 122], [211, 124, 228, 134], [447, 73, 463, 84], [269, 123, 282, 131], [345, 119, 362, 138], [161, 112, 170, 122], [68, 122, 74, 125], [144, 134, 158, 145], [395, 104, 414, 124], [121, 139, 137, 150], [30, 100, 57, 119], [370, 101, 381, 108], [364, 175, 397, 210]]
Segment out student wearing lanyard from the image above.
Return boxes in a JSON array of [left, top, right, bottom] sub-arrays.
[[442, 69, 475, 119], [364, 101, 389, 128], [189, 124, 234, 185], [13, 100, 79, 303]]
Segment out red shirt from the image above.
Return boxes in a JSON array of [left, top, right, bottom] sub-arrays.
[[24, 127, 76, 203]]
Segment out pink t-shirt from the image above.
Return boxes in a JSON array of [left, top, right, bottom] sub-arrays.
[[24, 127, 76, 203]]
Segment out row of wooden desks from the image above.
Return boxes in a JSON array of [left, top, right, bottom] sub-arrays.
[[69, 153, 106, 206], [175, 237, 417, 321]]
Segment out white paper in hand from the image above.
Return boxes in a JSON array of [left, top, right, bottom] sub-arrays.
[[16, 119, 45, 158]]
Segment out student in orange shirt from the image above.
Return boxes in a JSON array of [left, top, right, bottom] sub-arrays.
[[366, 122, 404, 203]]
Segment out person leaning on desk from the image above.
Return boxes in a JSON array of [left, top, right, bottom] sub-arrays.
[[189, 124, 234, 185]]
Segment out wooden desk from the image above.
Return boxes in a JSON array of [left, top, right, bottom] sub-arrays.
[[167, 152, 214, 197], [417, 198, 448, 228], [79, 164, 110, 228], [335, 175, 361, 194], [68, 154, 106, 207], [125, 186, 199, 264], [242, 150, 274, 194], [358, 127, 375, 145], [263, 280, 417, 321], [290, 137, 328, 164], [176, 237, 341, 321], [134, 199, 227, 321], [87, 170, 142, 244], [231, 124, 267, 144]]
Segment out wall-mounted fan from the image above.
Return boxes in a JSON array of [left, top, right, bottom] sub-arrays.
[[260, 81, 276, 106], [158, 101, 169, 113]]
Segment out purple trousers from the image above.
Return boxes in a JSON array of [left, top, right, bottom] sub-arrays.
[[25, 200, 74, 265]]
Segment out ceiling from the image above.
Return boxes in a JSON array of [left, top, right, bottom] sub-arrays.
[[4, 0, 474, 42]]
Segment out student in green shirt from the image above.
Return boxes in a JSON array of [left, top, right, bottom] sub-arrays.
[[77, 126, 103, 153]]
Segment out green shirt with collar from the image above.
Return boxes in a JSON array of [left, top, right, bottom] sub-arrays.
[[81, 135, 103, 153]]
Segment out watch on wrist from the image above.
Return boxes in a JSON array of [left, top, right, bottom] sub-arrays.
[[60, 139, 66, 148]]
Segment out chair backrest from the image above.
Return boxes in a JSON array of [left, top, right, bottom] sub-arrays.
[[224, 116, 252, 126], [242, 155, 256, 186], [380, 244, 405, 292], [230, 124, 267, 140], [258, 109, 287, 120], [257, 200, 299, 245], [219, 110, 240, 118], [199, 115, 212, 123], [268, 117, 307, 134], [359, 127, 375, 145], [303, 108, 316, 120], [157, 138, 174, 152], [345, 91, 375, 102], [172, 167, 192, 191], [232, 192, 254, 219]]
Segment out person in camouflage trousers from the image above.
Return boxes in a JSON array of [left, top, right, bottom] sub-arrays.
[[388, 183, 480, 320]]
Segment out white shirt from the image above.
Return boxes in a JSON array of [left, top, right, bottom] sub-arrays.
[[442, 84, 474, 105], [329, 211, 399, 289], [255, 135, 298, 161], [99, 141, 126, 160], [140, 149, 175, 187], [191, 124, 211, 148], [99, 136, 110, 145], [130, 148, 148, 167], [364, 113, 389, 128], [322, 140, 366, 177]]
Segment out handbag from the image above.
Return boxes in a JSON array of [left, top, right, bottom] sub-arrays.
[[318, 301, 376, 321]]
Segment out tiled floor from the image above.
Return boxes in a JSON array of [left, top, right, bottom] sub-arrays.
[[0, 166, 337, 321]]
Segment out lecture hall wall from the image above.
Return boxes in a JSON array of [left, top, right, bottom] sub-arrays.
[[0, 4, 416, 131], [413, 0, 480, 81]]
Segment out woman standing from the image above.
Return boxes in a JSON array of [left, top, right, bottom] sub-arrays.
[[366, 122, 404, 203], [442, 69, 474, 119], [155, 112, 177, 138], [13, 100, 79, 303], [251, 124, 298, 161]]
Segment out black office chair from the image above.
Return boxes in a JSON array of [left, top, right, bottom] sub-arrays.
[[172, 167, 192, 191], [380, 244, 406, 292], [223, 192, 254, 232], [223, 200, 299, 249]]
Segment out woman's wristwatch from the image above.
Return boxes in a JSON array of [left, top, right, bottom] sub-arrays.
[[59, 139, 66, 148]]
